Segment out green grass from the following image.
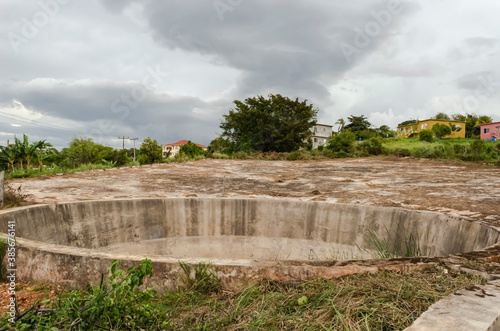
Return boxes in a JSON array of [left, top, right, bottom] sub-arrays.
[[383, 138, 500, 164], [383, 138, 477, 153], [5, 163, 116, 179], [1, 260, 484, 330]]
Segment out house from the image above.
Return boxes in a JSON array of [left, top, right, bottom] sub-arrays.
[[163, 140, 207, 158], [480, 122, 500, 141], [396, 119, 466, 139], [310, 124, 333, 149]]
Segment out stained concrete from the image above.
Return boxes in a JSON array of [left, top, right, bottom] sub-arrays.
[[1, 198, 498, 258], [0, 198, 499, 292], [405, 280, 500, 331]]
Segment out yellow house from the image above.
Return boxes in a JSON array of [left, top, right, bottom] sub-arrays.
[[397, 119, 466, 139]]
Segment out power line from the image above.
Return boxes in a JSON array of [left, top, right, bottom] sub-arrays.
[[0, 110, 118, 139]]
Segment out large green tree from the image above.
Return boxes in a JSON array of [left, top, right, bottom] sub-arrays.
[[179, 141, 205, 158], [59, 138, 128, 168], [433, 112, 451, 120], [138, 137, 163, 164], [344, 115, 372, 137], [432, 123, 452, 139], [0, 134, 51, 171], [452, 113, 492, 138], [220, 94, 318, 152]]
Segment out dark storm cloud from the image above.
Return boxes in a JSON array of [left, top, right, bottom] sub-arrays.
[[133, 0, 418, 101], [0, 80, 221, 147]]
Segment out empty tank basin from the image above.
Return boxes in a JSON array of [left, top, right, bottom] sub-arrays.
[[2, 198, 499, 259], [1, 198, 499, 289]]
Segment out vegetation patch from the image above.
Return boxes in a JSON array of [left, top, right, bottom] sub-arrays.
[[0, 259, 483, 330]]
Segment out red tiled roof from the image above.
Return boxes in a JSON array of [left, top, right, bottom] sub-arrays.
[[164, 140, 207, 148]]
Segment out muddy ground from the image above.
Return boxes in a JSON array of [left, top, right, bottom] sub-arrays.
[[8, 157, 500, 227]]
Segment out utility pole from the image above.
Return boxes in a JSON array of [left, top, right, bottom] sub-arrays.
[[129, 137, 138, 162], [118, 136, 129, 150]]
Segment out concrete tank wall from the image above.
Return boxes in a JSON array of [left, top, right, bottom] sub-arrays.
[[1, 198, 499, 290], [1, 198, 499, 257]]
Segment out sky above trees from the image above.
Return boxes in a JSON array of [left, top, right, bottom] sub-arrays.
[[1, 0, 499, 149]]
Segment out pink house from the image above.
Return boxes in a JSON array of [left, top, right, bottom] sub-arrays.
[[480, 122, 500, 141]]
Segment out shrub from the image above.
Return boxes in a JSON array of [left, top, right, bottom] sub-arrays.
[[392, 148, 411, 157], [327, 130, 356, 155], [359, 136, 385, 155], [419, 130, 434, 142], [286, 150, 311, 161], [211, 152, 230, 159], [10, 259, 161, 329], [179, 141, 206, 158], [432, 123, 452, 139], [469, 139, 486, 161]]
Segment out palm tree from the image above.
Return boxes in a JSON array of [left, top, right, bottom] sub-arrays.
[[0, 145, 18, 171], [34, 142, 54, 171], [335, 118, 346, 133], [26, 140, 47, 170], [14, 136, 27, 170], [12, 134, 51, 170]]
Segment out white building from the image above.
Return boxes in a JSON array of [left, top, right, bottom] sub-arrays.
[[310, 124, 333, 149]]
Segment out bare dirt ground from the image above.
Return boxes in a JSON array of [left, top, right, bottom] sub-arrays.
[[8, 157, 500, 227]]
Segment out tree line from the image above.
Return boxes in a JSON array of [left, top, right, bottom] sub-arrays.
[[1, 94, 496, 175]]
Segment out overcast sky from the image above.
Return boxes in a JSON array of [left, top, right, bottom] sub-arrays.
[[1, 0, 499, 149]]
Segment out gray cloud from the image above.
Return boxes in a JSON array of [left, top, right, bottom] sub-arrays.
[[0, 0, 499, 149]]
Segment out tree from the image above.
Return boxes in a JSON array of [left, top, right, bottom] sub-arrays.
[[452, 113, 492, 138], [60, 138, 112, 168], [398, 119, 417, 126], [0, 134, 50, 171], [220, 94, 318, 152], [327, 130, 356, 155], [376, 125, 396, 138], [432, 123, 452, 139], [433, 112, 451, 120], [179, 141, 205, 158], [208, 137, 233, 154], [138, 137, 163, 164], [335, 118, 346, 133], [36, 146, 58, 171], [344, 115, 371, 136], [0, 145, 18, 171]]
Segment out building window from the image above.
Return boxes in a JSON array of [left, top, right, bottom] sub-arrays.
[[496, 126, 500, 133], [484, 128, 490, 134], [314, 138, 317, 142], [421, 123, 427, 129]]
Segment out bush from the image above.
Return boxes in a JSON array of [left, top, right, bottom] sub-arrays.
[[432, 123, 452, 139], [359, 136, 385, 156], [211, 152, 230, 159], [469, 139, 486, 161], [392, 148, 411, 157], [10, 259, 161, 329], [286, 150, 311, 161], [327, 130, 356, 155], [419, 130, 434, 142], [179, 141, 206, 158]]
